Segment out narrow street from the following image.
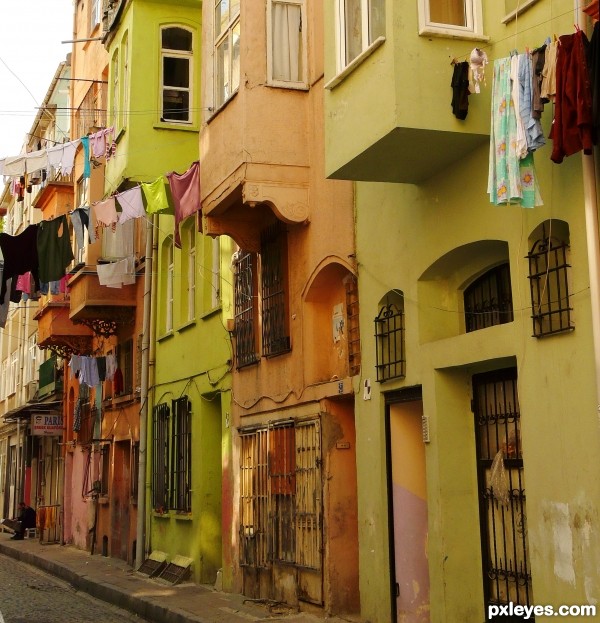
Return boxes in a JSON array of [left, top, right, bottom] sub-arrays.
[[0, 553, 145, 623]]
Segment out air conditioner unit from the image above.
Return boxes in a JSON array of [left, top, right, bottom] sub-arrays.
[[26, 381, 38, 402]]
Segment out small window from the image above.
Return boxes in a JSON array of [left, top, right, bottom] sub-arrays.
[[527, 220, 573, 338], [91, 0, 102, 31], [234, 250, 259, 368], [111, 50, 120, 129], [418, 0, 483, 38], [375, 291, 405, 382], [161, 237, 174, 333], [268, 0, 307, 87], [161, 27, 193, 123], [464, 263, 513, 333], [100, 444, 110, 497], [116, 338, 134, 396], [336, 0, 385, 71], [214, 0, 240, 108], [171, 397, 192, 512], [152, 403, 170, 512], [260, 221, 291, 357]]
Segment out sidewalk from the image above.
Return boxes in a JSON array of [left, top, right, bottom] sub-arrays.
[[0, 534, 359, 623]]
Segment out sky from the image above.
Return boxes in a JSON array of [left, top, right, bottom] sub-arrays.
[[0, 0, 74, 158]]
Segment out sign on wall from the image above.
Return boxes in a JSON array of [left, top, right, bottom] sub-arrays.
[[31, 413, 64, 436]]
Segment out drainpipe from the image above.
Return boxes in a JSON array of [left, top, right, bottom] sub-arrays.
[[576, 5, 600, 418], [15, 417, 20, 512], [136, 215, 155, 568]]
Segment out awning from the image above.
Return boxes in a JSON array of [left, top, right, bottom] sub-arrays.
[[2, 400, 62, 423]]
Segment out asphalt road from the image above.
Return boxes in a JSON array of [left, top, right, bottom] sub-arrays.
[[0, 553, 146, 623]]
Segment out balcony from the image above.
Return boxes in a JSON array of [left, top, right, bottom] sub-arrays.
[[35, 294, 93, 358], [38, 355, 64, 399], [68, 266, 137, 337], [324, 4, 490, 184], [33, 178, 74, 217]]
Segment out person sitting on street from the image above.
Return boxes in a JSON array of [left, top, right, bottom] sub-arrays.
[[11, 501, 36, 540]]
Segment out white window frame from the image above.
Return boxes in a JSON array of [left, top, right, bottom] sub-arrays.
[[166, 241, 174, 333], [122, 33, 130, 127], [111, 50, 120, 130], [417, 0, 485, 39], [187, 230, 196, 321], [9, 351, 18, 396], [267, 0, 308, 89], [335, 0, 386, 73], [0, 359, 6, 400], [91, 0, 102, 31], [161, 26, 194, 125], [24, 334, 37, 385], [214, 0, 240, 109]]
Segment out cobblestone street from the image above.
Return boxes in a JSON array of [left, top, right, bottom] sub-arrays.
[[0, 553, 145, 623]]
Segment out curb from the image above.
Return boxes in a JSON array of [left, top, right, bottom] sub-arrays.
[[0, 541, 207, 623]]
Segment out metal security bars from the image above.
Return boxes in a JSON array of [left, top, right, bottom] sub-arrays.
[[527, 235, 573, 337], [239, 419, 322, 570], [464, 263, 514, 333], [375, 301, 405, 382], [295, 420, 322, 570], [152, 403, 170, 512], [171, 397, 192, 512], [473, 369, 532, 614], [345, 276, 361, 376], [261, 222, 291, 357], [240, 429, 269, 567], [234, 251, 260, 368]]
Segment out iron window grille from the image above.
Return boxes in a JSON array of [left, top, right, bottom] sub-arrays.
[[345, 275, 361, 376], [261, 222, 291, 358], [234, 251, 260, 368], [239, 419, 322, 571], [116, 339, 134, 396], [527, 233, 573, 337], [171, 397, 192, 512], [464, 263, 514, 333], [473, 369, 532, 614], [375, 300, 405, 382], [100, 444, 110, 496], [152, 402, 170, 512]]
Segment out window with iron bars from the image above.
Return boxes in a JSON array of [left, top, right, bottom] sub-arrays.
[[261, 222, 291, 358], [239, 419, 322, 570], [100, 444, 110, 496], [234, 251, 259, 368], [171, 397, 192, 512], [464, 263, 513, 332], [527, 221, 573, 338], [152, 402, 170, 512], [375, 292, 405, 382]]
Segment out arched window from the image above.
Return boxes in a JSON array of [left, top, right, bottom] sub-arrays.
[[464, 263, 513, 332], [527, 220, 573, 337], [375, 290, 405, 381], [161, 26, 193, 123]]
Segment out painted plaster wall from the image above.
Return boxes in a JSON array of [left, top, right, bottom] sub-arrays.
[[104, 0, 201, 191], [150, 225, 233, 585]]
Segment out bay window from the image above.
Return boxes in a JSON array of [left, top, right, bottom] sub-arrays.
[[268, 0, 307, 87]]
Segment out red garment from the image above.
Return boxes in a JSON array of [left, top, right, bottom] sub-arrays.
[[113, 367, 124, 395], [550, 31, 594, 163], [167, 161, 200, 249]]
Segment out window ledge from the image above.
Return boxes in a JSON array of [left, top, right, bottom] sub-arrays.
[[177, 319, 196, 333], [502, 0, 541, 24], [266, 81, 309, 92], [325, 36, 386, 90], [157, 331, 174, 343], [199, 305, 222, 321], [418, 26, 489, 42], [206, 89, 239, 123], [174, 513, 193, 521], [153, 511, 170, 519], [153, 121, 199, 133]]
